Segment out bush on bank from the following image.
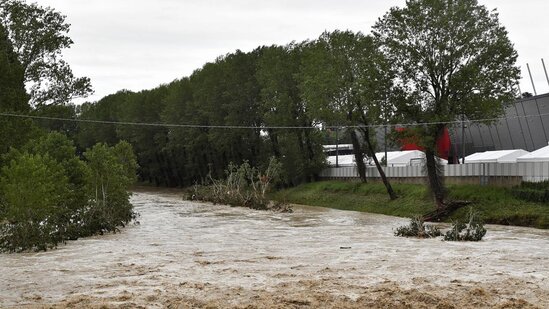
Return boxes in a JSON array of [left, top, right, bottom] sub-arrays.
[[0, 133, 138, 252]]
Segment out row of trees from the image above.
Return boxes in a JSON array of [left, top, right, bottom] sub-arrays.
[[76, 46, 330, 187], [74, 32, 397, 188]]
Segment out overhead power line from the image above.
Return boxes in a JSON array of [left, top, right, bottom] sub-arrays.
[[0, 111, 548, 130]]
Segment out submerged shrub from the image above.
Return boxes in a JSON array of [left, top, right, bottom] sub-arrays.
[[82, 142, 138, 235], [394, 216, 442, 238], [188, 157, 292, 212], [443, 208, 486, 241]]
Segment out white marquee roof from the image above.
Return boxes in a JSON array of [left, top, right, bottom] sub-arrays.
[[517, 145, 549, 162], [327, 150, 447, 167], [465, 149, 529, 164]]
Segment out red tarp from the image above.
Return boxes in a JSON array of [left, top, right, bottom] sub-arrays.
[[397, 127, 451, 160]]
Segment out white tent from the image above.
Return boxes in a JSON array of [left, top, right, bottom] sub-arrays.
[[516, 145, 549, 162], [464, 149, 529, 164], [373, 150, 425, 167], [328, 150, 448, 167], [323, 144, 353, 152], [327, 154, 355, 167], [373, 150, 448, 166]]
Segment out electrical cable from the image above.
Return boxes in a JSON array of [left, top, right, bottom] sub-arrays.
[[0, 111, 547, 130]]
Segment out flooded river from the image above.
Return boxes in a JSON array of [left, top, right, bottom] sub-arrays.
[[1, 191, 548, 308]]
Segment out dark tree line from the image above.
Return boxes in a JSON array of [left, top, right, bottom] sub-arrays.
[[76, 45, 331, 187]]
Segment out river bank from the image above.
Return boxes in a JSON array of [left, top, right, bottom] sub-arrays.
[[1, 191, 548, 308], [270, 181, 549, 229]]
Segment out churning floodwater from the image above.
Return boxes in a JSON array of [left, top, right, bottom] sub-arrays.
[[1, 191, 548, 308]]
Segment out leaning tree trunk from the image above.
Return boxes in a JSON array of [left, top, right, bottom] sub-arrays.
[[350, 129, 367, 183], [362, 128, 397, 200], [424, 125, 447, 209], [303, 128, 319, 181]]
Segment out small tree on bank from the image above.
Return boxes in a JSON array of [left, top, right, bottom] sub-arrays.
[[373, 0, 520, 209]]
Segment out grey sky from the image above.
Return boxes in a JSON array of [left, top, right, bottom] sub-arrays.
[[32, 0, 549, 102]]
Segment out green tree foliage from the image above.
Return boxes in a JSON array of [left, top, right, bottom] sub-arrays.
[[113, 141, 139, 184], [299, 31, 396, 198], [0, 21, 26, 111], [0, 153, 69, 251], [0, 0, 93, 105], [76, 46, 328, 188], [116, 87, 171, 186], [373, 0, 520, 208], [160, 78, 196, 186], [77, 90, 133, 150], [257, 44, 325, 184], [0, 21, 35, 154], [300, 31, 368, 182], [394, 216, 442, 238], [83, 142, 137, 234], [18, 132, 90, 239], [31, 103, 80, 139], [188, 50, 263, 179]]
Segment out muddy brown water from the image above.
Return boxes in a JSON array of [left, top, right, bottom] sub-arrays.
[[1, 191, 548, 308]]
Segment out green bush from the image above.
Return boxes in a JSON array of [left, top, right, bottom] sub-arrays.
[[518, 181, 549, 190], [509, 181, 549, 204], [510, 188, 549, 203], [394, 216, 442, 238]]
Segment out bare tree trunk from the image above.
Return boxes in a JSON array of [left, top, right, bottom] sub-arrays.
[[267, 129, 281, 159], [361, 127, 397, 200], [424, 124, 447, 209], [349, 129, 367, 182], [303, 128, 319, 181]]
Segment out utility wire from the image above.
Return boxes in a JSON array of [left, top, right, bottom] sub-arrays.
[[0, 111, 547, 130]]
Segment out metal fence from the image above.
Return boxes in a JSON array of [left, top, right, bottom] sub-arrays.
[[320, 162, 549, 183]]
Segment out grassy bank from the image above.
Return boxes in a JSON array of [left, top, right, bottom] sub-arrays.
[[270, 181, 549, 229]]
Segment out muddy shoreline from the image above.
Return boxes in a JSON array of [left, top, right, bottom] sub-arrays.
[[1, 191, 548, 308]]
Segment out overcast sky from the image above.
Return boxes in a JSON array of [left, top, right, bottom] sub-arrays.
[[32, 0, 549, 103]]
